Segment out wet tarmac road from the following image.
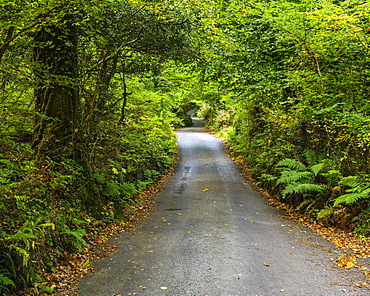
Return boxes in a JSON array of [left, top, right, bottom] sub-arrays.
[[75, 117, 369, 296]]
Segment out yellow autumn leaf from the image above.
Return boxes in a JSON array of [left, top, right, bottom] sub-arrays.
[[202, 188, 209, 192], [337, 254, 356, 269]]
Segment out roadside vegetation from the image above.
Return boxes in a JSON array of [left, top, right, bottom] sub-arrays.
[[0, 0, 197, 294], [0, 0, 369, 294], [198, 1, 370, 240]]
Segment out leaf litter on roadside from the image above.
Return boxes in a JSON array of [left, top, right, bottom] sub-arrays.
[[22, 172, 173, 296], [337, 254, 357, 269]]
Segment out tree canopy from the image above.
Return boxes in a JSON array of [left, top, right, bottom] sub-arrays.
[[0, 0, 369, 294]]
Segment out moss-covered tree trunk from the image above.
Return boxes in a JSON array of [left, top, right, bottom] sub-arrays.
[[32, 21, 81, 164], [32, 20, 102, 215]]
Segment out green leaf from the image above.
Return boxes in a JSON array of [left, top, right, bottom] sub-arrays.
[[276, 159, 307, 171], [281, 183, 326, 199], [277, 170, 313, 185]]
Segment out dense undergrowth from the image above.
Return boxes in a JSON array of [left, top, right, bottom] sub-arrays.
[[0, 116, 181, 295], [194, 0, 370, 241], [2, 0, 370, 294], [199, 102, 370, 240], [0, 83, 190, 295], [0, 0, 199, 293]]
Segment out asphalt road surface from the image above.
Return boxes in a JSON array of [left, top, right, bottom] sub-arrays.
[[76, 117, 369, 296]]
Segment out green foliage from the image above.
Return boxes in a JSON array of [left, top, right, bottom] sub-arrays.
[[0, 0, 192, 292], [194, 0, 370, 236], [317, 207, 336, 221], [281, 183, 326, 199], [276, 158, 328, 199], [334, 175, 370, 206], [276, 159, 307, 173], [353, 210, 370, 238], [321, 170, 343, 187], [0, 273, 15, 295], [0, 218, 53, 294], [2, 0, 370, 292], [61, 228, 88, 251]]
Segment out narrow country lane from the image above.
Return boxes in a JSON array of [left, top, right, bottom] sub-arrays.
[[75, 117, 369, 296]]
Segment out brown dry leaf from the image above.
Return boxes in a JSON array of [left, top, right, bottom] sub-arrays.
[[337, 254, 357, 269]]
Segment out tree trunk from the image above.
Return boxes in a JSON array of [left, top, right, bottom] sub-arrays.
[[32, 22, 81, 164], [32, 20, 103, 216]]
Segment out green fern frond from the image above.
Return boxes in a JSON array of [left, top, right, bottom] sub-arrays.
[[0, 273, 15, 289], [303, 149, 317, 167], [62, 229, 88, 250], [260, 174, 278, 182], [317, 207, 335, 219], [297, 199, 314, 211], [334, 188, 370, 206], [276, 159, 307, 171], [281, 183, 326, 198], [277, 170, 313, 185], [322, 170, 342, 187], [0, 252, 16, 279], [120, 182, 137, 197], [334, 174, 370, 205], [339, 175, 362, 189], [310, 162, 325, 176]]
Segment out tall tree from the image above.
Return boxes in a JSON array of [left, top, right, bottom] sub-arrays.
[[32, 19, 81, 164]]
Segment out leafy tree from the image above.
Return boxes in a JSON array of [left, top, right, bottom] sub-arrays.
[[32, 8, 81, 164], [0, 0, 197, 293], [193, 0, 370, 234]]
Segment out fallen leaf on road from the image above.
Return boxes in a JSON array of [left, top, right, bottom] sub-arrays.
[[203, 188, 209, 192], [337, 254, 356, 269], [358, 264, 368, 271]]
